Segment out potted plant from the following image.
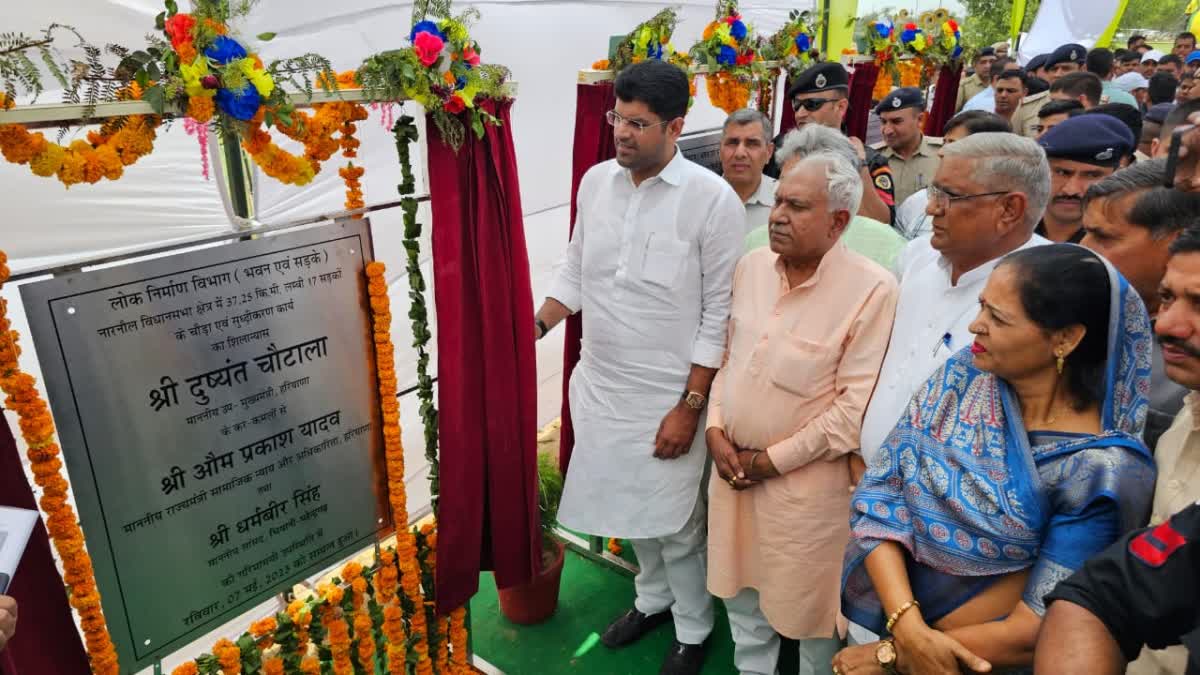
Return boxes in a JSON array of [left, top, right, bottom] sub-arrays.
[[497, 452, 566, 624]]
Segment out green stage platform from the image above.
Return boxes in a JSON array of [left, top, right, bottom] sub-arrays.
[[470, 547, 736, 674]]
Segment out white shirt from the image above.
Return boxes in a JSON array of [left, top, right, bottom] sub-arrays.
[[547, 149, 745, 538], [962, 87, 995, 112], [743, 174, 777, 232], [858, 233, 1050, 464], [894, 190, 932, 241]]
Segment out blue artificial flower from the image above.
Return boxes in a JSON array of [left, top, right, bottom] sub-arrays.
[[874, 20, 892, 39], [900, 28, 917, 43], [795, 33, 810, 53], [205, 35, 248, 64], [455, 75, 468, 90], [952, 44, 963, 59], [653, 43, 664, 59], [410, 20, 446, 42], [718, 45, 737, 66], [730, 20, 747, 41], [214, 83, 261, 121]]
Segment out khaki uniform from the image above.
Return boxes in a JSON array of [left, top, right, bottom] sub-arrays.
[[955, 73, 989, 113], [1013, 90, 1051, 139], [871, 136, 944, 207]]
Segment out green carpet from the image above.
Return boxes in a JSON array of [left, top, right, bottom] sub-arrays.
[[470, 548, 735, 674]]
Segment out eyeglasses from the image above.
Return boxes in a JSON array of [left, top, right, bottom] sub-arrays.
[[606, 110, 670, 135], [792, 97, 839, 112], [926, 184, 1011, 209]]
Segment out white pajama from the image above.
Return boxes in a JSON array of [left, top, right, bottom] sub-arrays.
[[629, 496, 714, 646]]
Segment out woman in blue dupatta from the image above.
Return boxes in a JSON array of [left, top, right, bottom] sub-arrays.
[[833, 244, 1157, 674]]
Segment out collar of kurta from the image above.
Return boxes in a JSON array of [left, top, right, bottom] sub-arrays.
[[772, 239, 848, 291], [1186, 391, 1200, 431], [615, 144, 687, 186], [745, 175, 778, 208]]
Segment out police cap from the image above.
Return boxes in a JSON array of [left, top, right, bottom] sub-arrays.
[[1045, 43, 1087, 69], [874, 87, 925, 115], [786, 62, 849, 100], [1038, 114, 1134, 167]]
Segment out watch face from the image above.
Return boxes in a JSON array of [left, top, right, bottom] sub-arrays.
[[685, 393, 705, 409], [876, 641, 897, 665]]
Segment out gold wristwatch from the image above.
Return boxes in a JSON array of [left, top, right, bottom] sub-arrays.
[[682, 391, 706, 410], [876, 638, 899, 674]]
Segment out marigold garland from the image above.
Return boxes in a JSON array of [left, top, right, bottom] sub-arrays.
[[214, 638, 241, 675], [0, 89, 160, 188], [449, 606, 469, 673], [705, 70, 751, 114], [0, 252, 119, 674], [241, 91, 368, 188]]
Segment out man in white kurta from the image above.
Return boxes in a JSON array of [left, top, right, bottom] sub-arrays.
[[533, 60, 745, 675]]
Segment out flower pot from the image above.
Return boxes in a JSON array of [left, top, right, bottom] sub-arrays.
[[496, 540, 565, 625]]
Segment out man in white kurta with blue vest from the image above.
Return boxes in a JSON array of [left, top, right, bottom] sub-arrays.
[[534, 60, 745, 675]]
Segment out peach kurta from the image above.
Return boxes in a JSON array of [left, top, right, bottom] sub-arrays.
[[706, 242, 898, 639]]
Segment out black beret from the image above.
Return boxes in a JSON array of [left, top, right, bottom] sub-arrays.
[[786, 62, 849, 100], [1025, 53, 1051, 72], [1038, 114, 1135, 167], [874, 87, 925, 115], [1144, 102, 1176, 124], [976, 47, 995, 59], [1046, 43, 1087, 68]]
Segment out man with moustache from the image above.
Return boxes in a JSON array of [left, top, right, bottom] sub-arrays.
[[1035, 115, 1134, 243], [956, 47, 996, 113], [1037, 226, 1200, 675], [872, 87, 943, 206], [1015, 43, 1086, 138], [1080, 160, 1194, 451], [534, 60, 745, 675], [992, 68, 1028, 125], [719, 109, 776, 231]]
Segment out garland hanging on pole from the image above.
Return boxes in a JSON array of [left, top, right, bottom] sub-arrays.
[[392, 112, 441, 511]]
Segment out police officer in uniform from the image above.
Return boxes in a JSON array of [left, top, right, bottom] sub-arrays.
[[1036, 501, 1200, 673], [1016, 44, 1087, 138], [871, 87, 943, 206], [766, 61, 896, 223], [1035, 114, 1134, 243], [955, 46, 995, 112]]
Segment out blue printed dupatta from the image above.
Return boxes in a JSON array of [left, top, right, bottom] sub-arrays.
[[841, 253, 1158, 634]]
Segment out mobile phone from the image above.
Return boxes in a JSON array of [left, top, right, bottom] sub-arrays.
[[1164, 124, 1196, 189]]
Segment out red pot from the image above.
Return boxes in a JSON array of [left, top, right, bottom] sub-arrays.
[[496, 540, 565, 625]]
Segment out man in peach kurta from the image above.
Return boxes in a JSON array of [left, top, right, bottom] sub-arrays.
[[706, 153, 899, 675]]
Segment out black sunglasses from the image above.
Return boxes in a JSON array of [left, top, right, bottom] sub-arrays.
[[792, 97, 839, 112]]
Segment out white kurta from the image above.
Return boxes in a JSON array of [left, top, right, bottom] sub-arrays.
[[548, 149, 745, 539], [858, 233, 1049, 464]]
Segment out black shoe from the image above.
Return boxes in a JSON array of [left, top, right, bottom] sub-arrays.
[[600, 607, 672, 647], [659, 639, 707, 675]]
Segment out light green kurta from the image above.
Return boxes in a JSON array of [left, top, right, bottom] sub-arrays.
[[744, 217, 906, 273]]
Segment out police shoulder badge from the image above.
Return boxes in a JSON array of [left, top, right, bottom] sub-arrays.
[[815, 73, 827, 88], [875, 174, 893, 191]]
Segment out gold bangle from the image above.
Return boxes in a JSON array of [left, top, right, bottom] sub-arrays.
[[885, 599, 920, 633]]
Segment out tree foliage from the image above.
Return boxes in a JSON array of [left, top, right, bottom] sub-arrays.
[[1118, 0, 1189, 35], [959, 0, 1041, 54]]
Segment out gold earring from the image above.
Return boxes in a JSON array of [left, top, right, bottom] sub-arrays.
[[1056, 352, 1065, 375]]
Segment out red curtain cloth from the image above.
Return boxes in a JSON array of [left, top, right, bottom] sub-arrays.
[[845, 62, 880, 142], [559, 83, 617, 475], [778, 75, 796, 136], [925, 63, 963, 137], [426, 98, 540, 614], [0, 418, 90, 675]]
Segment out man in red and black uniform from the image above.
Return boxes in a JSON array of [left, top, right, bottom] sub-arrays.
[[766, 62, 896, 224], [1036, 502, 1200, 673]]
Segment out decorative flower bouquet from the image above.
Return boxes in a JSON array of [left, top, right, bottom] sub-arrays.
[[357, 10, 510, 150], [691, 0, 761, 114], [599, 8, 682, 74], [761, 9, 819, 79], [855, 12, 901, 100]]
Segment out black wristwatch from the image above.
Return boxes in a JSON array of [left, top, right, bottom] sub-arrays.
[[535, 318, 549, 340]]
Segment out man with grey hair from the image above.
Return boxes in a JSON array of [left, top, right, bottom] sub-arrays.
[[745, 124, 907, 270], [1080, 159, 1195, 452], [706, 151, 898, 675], [856, 134, 1051, 550], [720, 109, 777, 231]]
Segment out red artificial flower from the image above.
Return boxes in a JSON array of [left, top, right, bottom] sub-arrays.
[[413, 31, 445, 67], [946, 19, 959, 31], [443, 95, 466, 114], [462, 46, 480, 66], [736, 52, 753, 65], [165, 13, 197, 49], [905, 22, 918, 30], [724, 14, 741, 24]]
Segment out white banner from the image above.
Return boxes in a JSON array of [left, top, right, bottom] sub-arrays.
[[1017, 0, 1122, 64]]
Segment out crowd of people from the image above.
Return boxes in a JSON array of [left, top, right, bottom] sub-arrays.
[[533, 42, 1200, 675]]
